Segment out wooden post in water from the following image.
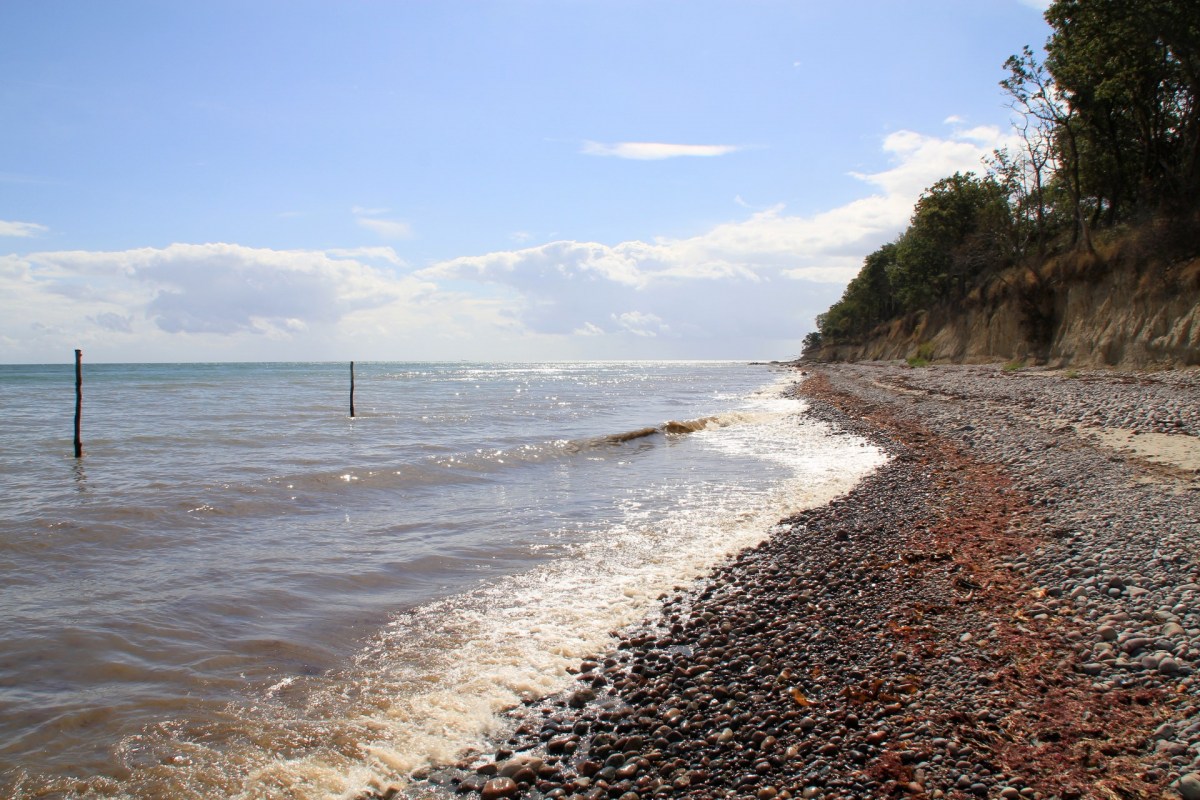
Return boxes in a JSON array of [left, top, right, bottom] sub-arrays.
[[74, 349, 83, 458], [349, 361, 356, 418]]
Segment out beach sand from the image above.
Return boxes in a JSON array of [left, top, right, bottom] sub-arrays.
[[386, 363, 1200, 800]]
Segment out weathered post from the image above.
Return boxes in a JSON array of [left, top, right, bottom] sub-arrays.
[[350, 361, 356, 418], [74, 349, 83, 458]]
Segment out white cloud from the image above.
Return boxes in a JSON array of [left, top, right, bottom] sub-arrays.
[[0, 244, 477, 361], [356, 217, 414, 239], [0, 126, 1013, 362], [13, 243, 421, 334], [353, 207, 414, 240], [851, 127, 1009, 198], [581, 141, 742, 160], [326, 246, 407, 266], [418, 126, 1010, 351], [958, 125, 1006, 145], [613, 311, 669, 338], [0, 220, 49, 238]]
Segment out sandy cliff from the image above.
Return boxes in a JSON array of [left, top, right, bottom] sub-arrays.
[[814, 247, 1200, 369]]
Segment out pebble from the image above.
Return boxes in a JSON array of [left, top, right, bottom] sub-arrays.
[[480, 777, 518, 800], [374, 364, 1200, 800], [1181, 772, 1200, 800]]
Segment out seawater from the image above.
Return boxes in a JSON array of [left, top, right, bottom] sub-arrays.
[[0, 361, 885, 798]]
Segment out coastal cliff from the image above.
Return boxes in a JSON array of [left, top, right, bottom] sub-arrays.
[[811, 230, 1200, 369], [806, 0, 1200, 371]]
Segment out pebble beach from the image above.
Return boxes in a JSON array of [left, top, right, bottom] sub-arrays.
[[388, 362, 1200, 800]]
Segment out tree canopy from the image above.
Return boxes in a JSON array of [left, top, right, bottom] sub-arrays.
[[808, 0, 1199, 354]]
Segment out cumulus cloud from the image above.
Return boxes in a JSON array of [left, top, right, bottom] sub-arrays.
[[613, 311, 670, 338], [0, 125, 1013, 361], [0, 243, 464, 361], [326, 246, 407, 266], [0, 220, 49, 238], [850, 126, 1008, 198], [419, 125, 1011, 352], [581, 141, 742, 160], [20, 243, 419, 335]]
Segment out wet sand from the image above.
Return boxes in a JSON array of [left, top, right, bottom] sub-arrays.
[[385, 363, 1200, 800]]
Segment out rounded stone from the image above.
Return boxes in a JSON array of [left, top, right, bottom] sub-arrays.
[[1163, 622, 1187, 637], [1179, 772, 1200, 800], [481, 776, 519, 800], [511, 767, 537, 785]]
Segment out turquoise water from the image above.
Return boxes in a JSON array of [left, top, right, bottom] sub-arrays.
[[0, 361, 884, 798]]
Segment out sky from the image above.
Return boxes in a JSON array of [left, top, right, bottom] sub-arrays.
[[0, 0, 1054, 363]]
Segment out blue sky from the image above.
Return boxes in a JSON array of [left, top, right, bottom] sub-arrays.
[[1, 1, 1052, 363]]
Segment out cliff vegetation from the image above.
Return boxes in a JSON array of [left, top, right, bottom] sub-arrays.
[[805, 0, 1200, 368]]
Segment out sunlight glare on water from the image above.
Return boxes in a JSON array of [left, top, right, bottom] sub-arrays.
[[0, 362, 885, 798]]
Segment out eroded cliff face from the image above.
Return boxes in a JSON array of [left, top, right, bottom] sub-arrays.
[[813, 254, 1200, 369]]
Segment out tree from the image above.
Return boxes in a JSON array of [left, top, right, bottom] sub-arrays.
[[801, 330, 822, 355], [1002, 45, 1092, 252], [1044, 0, 1200, 214], [998, 47, 1063, 255], [888, 173, 1011, 311], [815, 243, 899, 341], [811, 0, 1200, 354]]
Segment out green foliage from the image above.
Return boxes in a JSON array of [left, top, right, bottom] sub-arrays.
[[817, 174, 1013, 346], [1002, 359, 1025, 372], [1044, 0, 1200, 215], [813, 1, 1199, 356], [816, 242, 899, 341], [888, 172, 1013, 312], [905, 342, 935, 368], [801, 330, 822, 354]]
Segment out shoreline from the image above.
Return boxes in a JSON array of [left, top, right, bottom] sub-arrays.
[[387, 363, 1200, 800]]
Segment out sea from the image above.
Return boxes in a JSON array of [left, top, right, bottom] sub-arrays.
[[0, 361, 885, 799]]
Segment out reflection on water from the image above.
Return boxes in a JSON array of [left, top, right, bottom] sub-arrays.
[[72, 460, 88, 492]]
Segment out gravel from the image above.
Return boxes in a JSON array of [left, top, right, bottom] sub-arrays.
[[377, 362, 1200, 800]]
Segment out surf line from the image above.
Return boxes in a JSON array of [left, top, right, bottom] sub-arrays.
[[602, 416, 722, 445]]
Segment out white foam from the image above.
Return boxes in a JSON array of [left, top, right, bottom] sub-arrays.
[[271, 394, 889, 793], [92, 380, 887, 799]]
